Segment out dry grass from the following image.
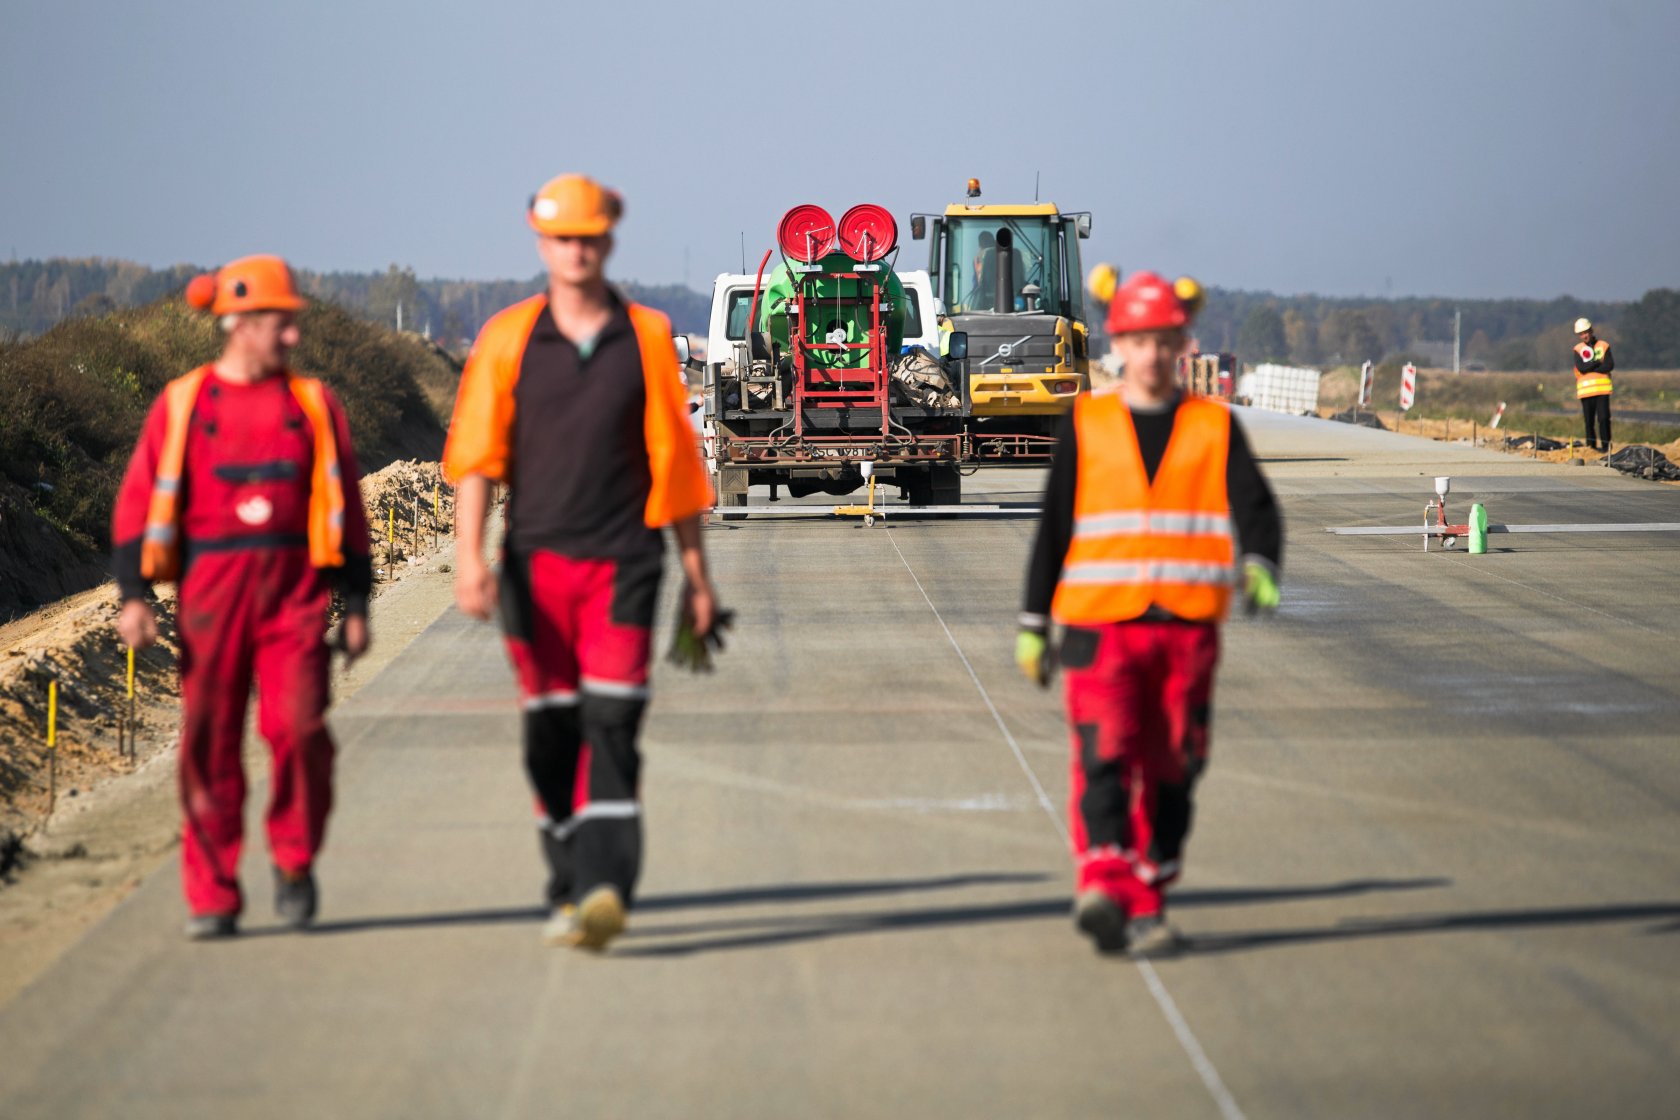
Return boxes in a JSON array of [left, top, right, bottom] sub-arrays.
[[1318, 366, 1680, 450]]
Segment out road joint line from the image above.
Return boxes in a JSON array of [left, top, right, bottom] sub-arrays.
[[883, 530, 1248, 1120]]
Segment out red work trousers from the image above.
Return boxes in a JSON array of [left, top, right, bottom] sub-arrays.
[[1060, 619, 1219, 920], [499, 549, 660, 907], [175, 547, 335, 917]]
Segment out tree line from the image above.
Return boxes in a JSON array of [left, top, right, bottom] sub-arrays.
[[1208, 287, 1680, 371], [7, 258, 1678, 371], [0, 259, 712, 343]]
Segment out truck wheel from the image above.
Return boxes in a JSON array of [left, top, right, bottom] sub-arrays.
[[717, 467, 748, 521], [904, 469, 934, 506], [929, 463, 962, 507]]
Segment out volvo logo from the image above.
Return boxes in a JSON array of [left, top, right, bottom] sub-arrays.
[[980, 334, 1034, 368]]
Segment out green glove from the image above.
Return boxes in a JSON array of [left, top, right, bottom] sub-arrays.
[[1244, 561, 1280, 616], [666, 607, 736, 674], [1015, 630, 1050, 688]]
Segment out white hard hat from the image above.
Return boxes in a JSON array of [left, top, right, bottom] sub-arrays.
[[934, 297, 947, 317], [1574, 317, 1593, 333]]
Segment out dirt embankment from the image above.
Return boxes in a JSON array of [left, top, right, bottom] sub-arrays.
[[0, 483, 111, 623], [0, 461, 457, 859]]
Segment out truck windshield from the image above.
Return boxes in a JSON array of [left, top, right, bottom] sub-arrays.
[[724, 290, 756, 340], [942, 217, 1063, 316], [902, 290, 923, 339]]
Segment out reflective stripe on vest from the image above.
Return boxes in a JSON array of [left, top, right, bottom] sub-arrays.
[[139, 366, 346, 581], [1051, 390, 1235, 624], [1072, 511, 1234, 539], [1061, 560, 1236, 586]]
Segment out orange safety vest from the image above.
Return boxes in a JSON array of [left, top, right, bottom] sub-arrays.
[[442, 295, 712, 526], [1051, 389, 1236, 625], [140, 365, 346, 581], [1575, 340, 1612, 399]]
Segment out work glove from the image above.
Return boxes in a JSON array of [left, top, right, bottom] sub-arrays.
[[1015, 630, 1050, 688], [666, 607, 735, 674], [1243, 561, 1280, 617]]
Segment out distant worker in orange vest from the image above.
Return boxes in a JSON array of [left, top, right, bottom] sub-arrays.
[[1016, 271, 1282, 956], [112, 255, 373, 939], [445, 174, 718, 952], [1572, 317, 1615, 453]]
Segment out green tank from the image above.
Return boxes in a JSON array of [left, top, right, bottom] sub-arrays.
[[757, 252, 905, 371]]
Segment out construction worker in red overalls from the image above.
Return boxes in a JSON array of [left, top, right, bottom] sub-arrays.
[[1016, 271, 1282, 956], [112, 255, 373, 939], [445, 174, 716, 952]]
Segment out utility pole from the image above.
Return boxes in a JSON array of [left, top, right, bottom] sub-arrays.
[[1453, 309, 1461, 374], [396, 299, 404, 333]]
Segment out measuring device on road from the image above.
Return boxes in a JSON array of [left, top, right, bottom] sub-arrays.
[[1329, 473, 1680, 549], [1422, 476, 1483, 552]]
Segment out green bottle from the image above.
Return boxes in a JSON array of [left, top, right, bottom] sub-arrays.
[[1469, 503, 1488, 555]]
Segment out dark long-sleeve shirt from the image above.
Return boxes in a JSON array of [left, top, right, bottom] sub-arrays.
[[1573, 340, 1614, 375], [1019, 396, 1282, 631]]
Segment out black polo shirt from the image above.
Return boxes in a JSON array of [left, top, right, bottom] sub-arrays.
[[507, 295, 662, 559]]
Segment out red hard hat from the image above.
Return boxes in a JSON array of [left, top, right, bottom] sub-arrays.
[[1105, 270, 1188, 335]]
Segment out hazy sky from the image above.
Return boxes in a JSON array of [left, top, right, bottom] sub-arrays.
[[4, 0, 1676, 301]]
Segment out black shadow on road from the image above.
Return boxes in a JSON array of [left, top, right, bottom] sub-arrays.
[[615, 876, 1455, 957], [616, 896, 1072, 957], [292, 906, 547, 937], [260, 874, 1049, 939], [636, 872, 1050, 912], [1177, 900, 1680, 957], [1170, 877, 1451, 908]]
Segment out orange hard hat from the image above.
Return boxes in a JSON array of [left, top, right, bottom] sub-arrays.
[[528, 174, 623, 237], [1105, 270, 1192, 335], [185, 255, 306, 315]]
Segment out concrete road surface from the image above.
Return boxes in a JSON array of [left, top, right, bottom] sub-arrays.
[[2, 410, 1677, 1119]]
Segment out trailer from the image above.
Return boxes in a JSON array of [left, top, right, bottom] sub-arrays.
[[703, 204, 970, 511]]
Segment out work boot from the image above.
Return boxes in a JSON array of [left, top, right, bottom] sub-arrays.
[[1073, 890, 1128, 955], [541, 903, 578, 947], [184, 912, 239, 941], [273, 866, 318, 930], [565, 884, 627, 952], [1125, 913, 1185, 958]]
